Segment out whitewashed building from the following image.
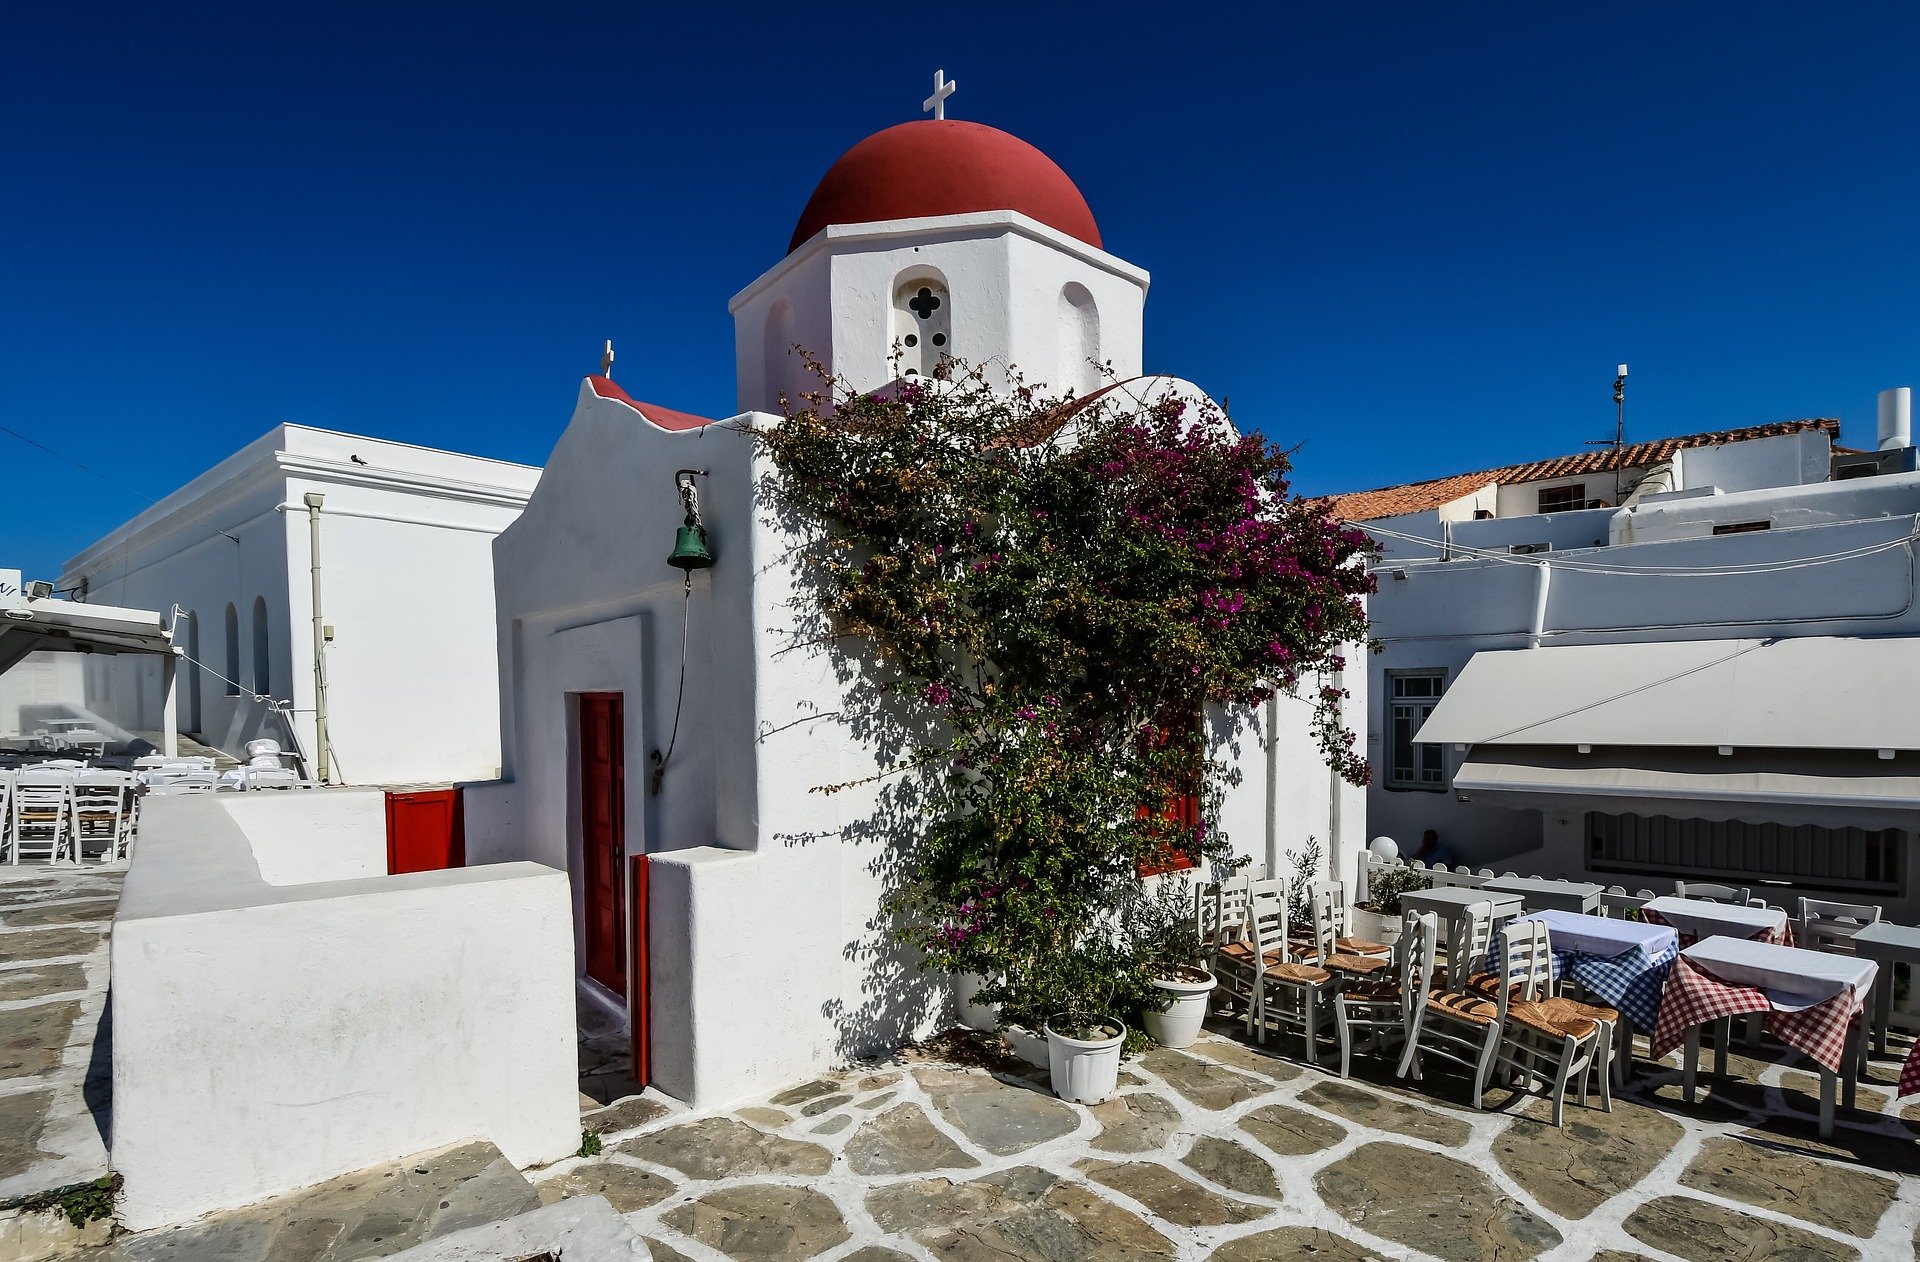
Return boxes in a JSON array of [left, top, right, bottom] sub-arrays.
[[60, 425, 539, 783], [1335, 392, 1920, 917], [467, 115, 1368, 1108]]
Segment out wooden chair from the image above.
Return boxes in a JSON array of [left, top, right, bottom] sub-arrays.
[[1335, 911, 1438, 1079], [1674, 881, 1750, 904], [1396, 901, 1504, 1109], [1483, 919, 1614, 1126], [1302, 883, 1392, 983], [70, 771, 130, 863], [1206, 873, 1259, 1022], [10, 771, 72, 864], [1798, 897, 1882, 955], [1242, 878, 1335, 1063]]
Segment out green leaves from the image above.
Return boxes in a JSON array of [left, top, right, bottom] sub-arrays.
[[758, 362, 1376, 1033]]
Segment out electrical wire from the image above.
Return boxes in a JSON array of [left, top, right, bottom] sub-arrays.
[[649, 573, 694, 796]]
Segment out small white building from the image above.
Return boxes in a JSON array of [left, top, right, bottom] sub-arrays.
[[60, 425, 539, 782], [468, 116, 1367, 1108], [1335, 394, 1920, 917]]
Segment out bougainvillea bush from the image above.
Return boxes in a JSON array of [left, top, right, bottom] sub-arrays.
[[758, 362, 1374, 1039]]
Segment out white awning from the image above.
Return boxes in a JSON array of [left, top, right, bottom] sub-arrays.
[[1416, 636, 1920, 752], [1454, 745, 1920, 828], [0, 598, 174, 674]]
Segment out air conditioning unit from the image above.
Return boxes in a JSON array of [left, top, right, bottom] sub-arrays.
[[1832, 447, 1918, 481], [1508, 543, 1553, 555]]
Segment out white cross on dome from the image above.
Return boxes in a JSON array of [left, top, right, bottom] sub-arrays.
[[923, 69, 956, 121]]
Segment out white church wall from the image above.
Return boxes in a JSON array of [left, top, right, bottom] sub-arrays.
[[114, 792, 577, 1231]]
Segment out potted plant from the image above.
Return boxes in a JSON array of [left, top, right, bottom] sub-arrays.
[[1034, 942, 1131, 1103], [1351, 865, 1432, 945], [1131, 875, 1216, 1049]]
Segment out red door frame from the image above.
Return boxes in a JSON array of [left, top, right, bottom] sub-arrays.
[[629, 853, 650, 1086], [578, 693, 627, 999]]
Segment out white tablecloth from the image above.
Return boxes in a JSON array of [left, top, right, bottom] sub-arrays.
[[1682, 938, 1876, 1010], [1642, 896, 1788, 942], [1521, 909, 1674, 959]]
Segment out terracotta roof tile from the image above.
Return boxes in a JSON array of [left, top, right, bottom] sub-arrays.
[[1326, 419, 1838, 521]]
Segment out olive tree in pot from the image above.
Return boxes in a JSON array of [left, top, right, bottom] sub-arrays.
[[1350, 865, 1432, 945], [1130, 874, 1216, 1049]]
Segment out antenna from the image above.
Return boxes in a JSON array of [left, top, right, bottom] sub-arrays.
[[1584, 363, 1628, 504], [1612, 363, 1628, 503]]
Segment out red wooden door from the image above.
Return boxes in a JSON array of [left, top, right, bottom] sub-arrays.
[[386, 789, 464, 874], [579, 693, 627, 998]]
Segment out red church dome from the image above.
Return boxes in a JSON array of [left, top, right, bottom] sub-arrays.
[[789, 120, 1103, 254]]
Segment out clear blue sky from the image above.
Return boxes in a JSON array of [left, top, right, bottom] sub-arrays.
[[5, 3, 1918, 583]]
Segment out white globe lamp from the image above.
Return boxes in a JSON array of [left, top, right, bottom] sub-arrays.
[[1368, 836, 1399, 861]]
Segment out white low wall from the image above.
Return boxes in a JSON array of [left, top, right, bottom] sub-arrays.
[[112, 792, 578, 1231], [221, 788, 388, 884]]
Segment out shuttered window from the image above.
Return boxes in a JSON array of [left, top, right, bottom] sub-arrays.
[[1588, 812, 1902, 893]]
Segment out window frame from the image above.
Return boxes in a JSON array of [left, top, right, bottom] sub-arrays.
[[1535, 482, 1588, 514], [1385, 669, 1448, 792]]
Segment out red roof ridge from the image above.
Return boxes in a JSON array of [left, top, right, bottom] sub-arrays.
[[587, 376, 719, 431], [1326, 418, 1838, 522]]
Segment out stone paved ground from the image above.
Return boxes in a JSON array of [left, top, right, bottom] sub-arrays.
[[545, 1017, 1920, 1262], [0, 862, 118, 1205]]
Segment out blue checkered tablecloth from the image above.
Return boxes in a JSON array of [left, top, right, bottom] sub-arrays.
[[1485, 921, 1678, 1030]]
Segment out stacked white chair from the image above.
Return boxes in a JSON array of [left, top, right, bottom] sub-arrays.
[[11, 769, 73, 864], [70, 770, 133, 863]]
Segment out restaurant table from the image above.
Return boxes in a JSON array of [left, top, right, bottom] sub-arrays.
[[1482, 876, 1604, 915], [1487, 910, 1678, 1081], [1654, 938, 1875, 1138], [1641, 896, 1792, 946], [1850, 921, 1920, 1055], [1400, 886, 1525, 978]]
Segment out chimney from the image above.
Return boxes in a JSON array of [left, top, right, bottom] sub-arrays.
[[1880, 387, 1912, 452]]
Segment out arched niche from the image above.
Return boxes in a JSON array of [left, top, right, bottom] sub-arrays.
[[762, 298, 800, 412], [891, 271, 951, 380], [1057, 282, 1101, 396]]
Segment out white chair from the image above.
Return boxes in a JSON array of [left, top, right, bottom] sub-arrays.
[[1207, 873, 1260, 1023], [1798, 897, 1882, 955], [145, 767, 219, 795], [1302, 883, 1392, 982], [11, 771, 73, 864], [1675, 881, 1750, 904], [1483, 919, 1614, 1126], [1397, 901, 1504, 1108], [70, 771, 132, 863], [1243, 878, 1335, 1063], [1335, 911, 1439, 1079]]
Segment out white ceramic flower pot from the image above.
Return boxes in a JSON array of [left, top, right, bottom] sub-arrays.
[[1142, 970, 1217, 1049], [1349, 906, 1403, 947], [1045, 1017, 1126, 1104], [953, 972, 1000, 1032]]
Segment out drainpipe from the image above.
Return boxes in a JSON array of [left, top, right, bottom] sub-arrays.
[[304, 492, 332, 783], [1326, 662, 1345, 890], [1263, 694, 1279, 880], [1527, 560, 1553, 649]]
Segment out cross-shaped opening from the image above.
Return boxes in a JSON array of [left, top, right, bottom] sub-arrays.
[[908, 287, 942, 320]]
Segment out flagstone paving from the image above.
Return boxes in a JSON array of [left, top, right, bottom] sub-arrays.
[[0, 863, 117, 1206], [534, 1017, 1920, 1261]]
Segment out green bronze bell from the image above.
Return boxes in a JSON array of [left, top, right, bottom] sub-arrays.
[[668, 522, 713, 571]]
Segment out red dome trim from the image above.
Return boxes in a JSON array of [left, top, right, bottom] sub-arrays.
[[588, 376, 718, 431], [790, 120, 1102, 254]]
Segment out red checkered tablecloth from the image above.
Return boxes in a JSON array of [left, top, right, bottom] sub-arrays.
[[1900, 1040, 1920, 1098], [1650, 954, 1862, 1075], [1641, 907, 1793, 949]]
